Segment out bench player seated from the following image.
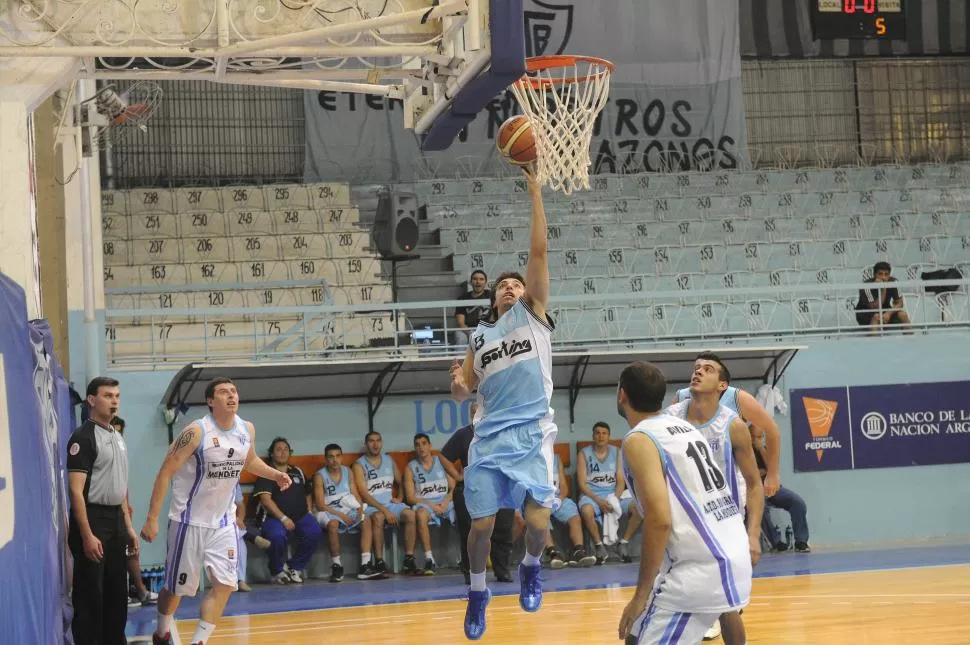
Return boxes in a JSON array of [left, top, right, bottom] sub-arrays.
[[353, 430, 420, 577], [577, 422, 634, 564], [404, 433, 456, 575], [313, 443, 371, 583], [544, 453, 597, 569]]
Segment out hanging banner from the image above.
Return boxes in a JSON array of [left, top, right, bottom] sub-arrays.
[[305, 0, 748, 182], [790, 381, 970, 472]]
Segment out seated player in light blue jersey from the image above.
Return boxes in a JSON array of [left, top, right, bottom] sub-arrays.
[[615, 361, 752, 645], [312, 443, 370, 583], [544, 453, 596, 569], [449, 167, 557, 640], [671, 352, 783, 499], [577, 422, 633, 564], [352, 430, 419, 577], [668, 353, 764, 644], [403, 433, 456, 575]]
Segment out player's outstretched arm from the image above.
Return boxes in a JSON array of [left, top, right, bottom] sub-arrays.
[[523, 169, 550, 319], [617, 434, 671, 641], [730, 417, 765, 566], [737, 391, 781, 497], [140, 424, 203, 542]]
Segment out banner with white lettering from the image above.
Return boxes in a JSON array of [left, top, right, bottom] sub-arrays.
[[304, 0, 747, 183], [790, 382, 970, 472]]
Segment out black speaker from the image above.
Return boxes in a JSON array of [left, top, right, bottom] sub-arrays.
[[374, 191, 420, 257]]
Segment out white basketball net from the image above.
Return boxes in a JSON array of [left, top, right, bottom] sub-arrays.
[[510, 58, 613, 195]]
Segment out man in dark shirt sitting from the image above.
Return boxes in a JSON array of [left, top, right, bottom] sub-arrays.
[[454, 270, 492, 346], [253, 437, 321, 584], [855, 261, 911, 332], [440, 404, 516, 584]]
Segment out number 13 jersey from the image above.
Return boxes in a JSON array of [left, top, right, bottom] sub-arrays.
[[621, 413, 751, 614]]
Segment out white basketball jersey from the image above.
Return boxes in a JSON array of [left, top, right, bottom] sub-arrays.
[[666, 400, 744, 509], [168, 414, 250, 529], [622, 413, 751, 614]]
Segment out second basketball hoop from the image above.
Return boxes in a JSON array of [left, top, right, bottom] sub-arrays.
[[509, 55, 614, 195]]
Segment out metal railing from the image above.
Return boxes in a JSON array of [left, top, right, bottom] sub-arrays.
[[103, 279, 970, 367]]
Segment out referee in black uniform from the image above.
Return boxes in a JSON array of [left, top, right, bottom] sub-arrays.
[[440, 404, 516, 584], [67, 377, 138, 645]]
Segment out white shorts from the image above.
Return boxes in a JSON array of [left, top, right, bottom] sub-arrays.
[[627, 603, 720, 645], [164, 520, 239, 596]]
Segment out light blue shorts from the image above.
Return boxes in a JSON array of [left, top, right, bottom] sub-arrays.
[[578, 495, 633, 519], [364, 501, 411, 521], [465, 420, 559, 520], [413, 501, 456, 526], [552, 497, 579, 524], [315, 508, 363, 534]]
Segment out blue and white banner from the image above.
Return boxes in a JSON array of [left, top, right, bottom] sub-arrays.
[[305, 0, 748, 182], [790, 381, 970, 472]]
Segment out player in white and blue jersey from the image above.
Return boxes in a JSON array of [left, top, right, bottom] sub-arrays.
[[141, 377, 291, 645], [545, 453, 596, 568], [667, 353, 765, 644], [577, 422, 634, 564], [449, 168, 556, 640], [614, 362, 752, 645], [671, 352, 782, 499], [313, 443, 369, 583], [404, 433, 456, 575], [352, 430, 418, 577]]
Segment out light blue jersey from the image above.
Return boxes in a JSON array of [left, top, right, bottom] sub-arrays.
[[582, 445, 619, 498], [676, 386, 741, 416], [356, 454, 396, 505], [471, 299, 554, 438], [316, 465, 353, 507], [667, 400, 743, 509], [408, 456, 449, 503]]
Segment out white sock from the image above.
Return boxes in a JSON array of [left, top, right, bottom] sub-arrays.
[[470, 571, 487, 592], [361, 552, 372, 565], [620, 538, 629, 544], [594, 541, 603, 546], [332, 555, 342, 566], [191, 619, 216, 644], [425, 550, 434, 563], [522, 551, 541, 567], [155, 611, 173, 637]]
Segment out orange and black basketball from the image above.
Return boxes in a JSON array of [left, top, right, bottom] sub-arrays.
[[497, 115, 537, 166]]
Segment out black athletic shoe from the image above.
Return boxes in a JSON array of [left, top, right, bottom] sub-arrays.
[[329, 563, 344, 583], [402, 555, 419, 575]]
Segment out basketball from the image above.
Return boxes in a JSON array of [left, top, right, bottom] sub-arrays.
[[497, 115, 537, 166]]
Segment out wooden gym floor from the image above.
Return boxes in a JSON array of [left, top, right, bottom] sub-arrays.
[[128, 544, 970, 644]]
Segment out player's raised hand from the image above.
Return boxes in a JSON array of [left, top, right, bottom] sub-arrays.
[[276, 471, 292, 491], [450, 359, 465, 389]]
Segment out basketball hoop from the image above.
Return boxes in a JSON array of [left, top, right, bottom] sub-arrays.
[[510, 55, 614, 195]]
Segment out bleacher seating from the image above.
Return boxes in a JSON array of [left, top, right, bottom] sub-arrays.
[[101, 182, 403, 362]]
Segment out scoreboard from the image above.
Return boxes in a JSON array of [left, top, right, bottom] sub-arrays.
[[813, 0, 906, 40]]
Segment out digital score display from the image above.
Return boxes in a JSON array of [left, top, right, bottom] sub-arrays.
[[813, 0, 906, 40]]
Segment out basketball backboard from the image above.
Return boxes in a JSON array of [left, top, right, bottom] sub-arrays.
[[0, 0, 526, 151]]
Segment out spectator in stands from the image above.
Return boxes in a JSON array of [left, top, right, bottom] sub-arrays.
[[352, 431, 419, 578], [440, 405, 518, 584], [577, 422, 632, 564], [111, 416, 159, 608], [404, 433, 456, 575], [855, 261, 911, 333], [546, 453, 597, 568], [254, 437, 321, 585], [454, 270, 491, 346], [756, 446, 811, 553], [313, 443, 369, 582]]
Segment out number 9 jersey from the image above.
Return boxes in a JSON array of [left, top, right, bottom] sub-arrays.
[[621, 412, 752, 615]]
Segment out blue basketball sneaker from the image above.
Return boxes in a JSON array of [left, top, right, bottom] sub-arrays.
[[518, 562, 543, 612], [464, 588, 491, 640]]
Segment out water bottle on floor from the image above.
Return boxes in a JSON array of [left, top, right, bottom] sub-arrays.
[[785, 525, 793, 550]]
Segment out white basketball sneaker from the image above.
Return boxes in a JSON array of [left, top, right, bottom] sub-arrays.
[[703, 620, 722, 640]]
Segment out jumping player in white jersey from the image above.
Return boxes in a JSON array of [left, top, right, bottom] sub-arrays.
[[141, 377, 291, 645], [615, 361, 752, 645], [667, 354, 764, 644], [449, 167, 556, 640]]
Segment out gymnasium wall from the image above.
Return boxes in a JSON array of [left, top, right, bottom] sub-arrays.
[[114, 331, 970, 564]]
